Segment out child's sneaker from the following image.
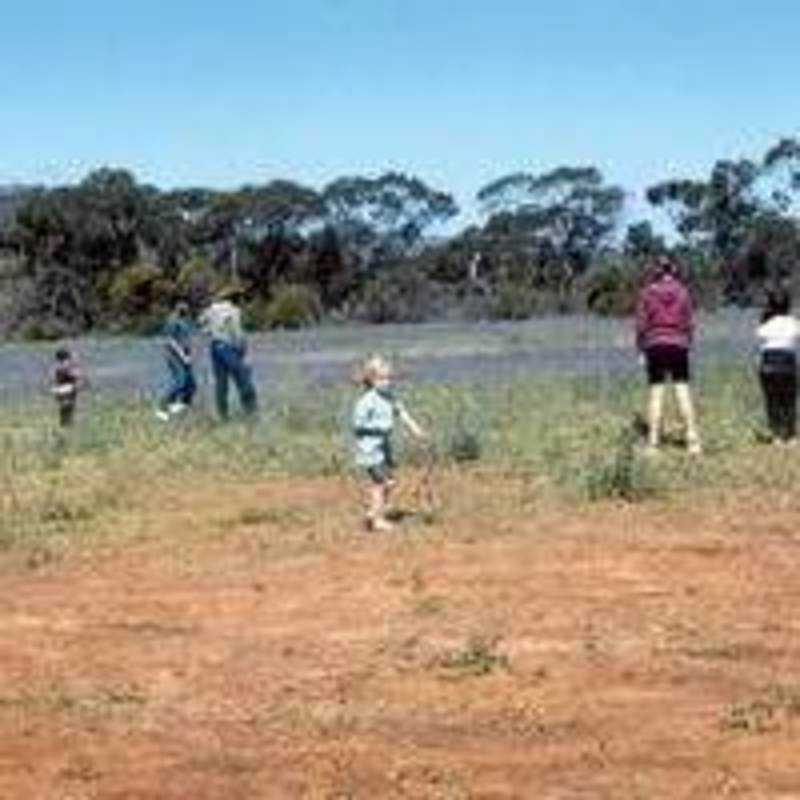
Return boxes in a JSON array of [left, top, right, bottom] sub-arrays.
[[365, 516, 395, 533], [169, 402, 187, 415], [155, 409, 170, 422]]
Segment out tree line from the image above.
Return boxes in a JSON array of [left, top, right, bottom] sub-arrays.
[[1, 136, 799, 338]]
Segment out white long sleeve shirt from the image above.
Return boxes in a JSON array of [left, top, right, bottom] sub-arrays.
[[199, 301, 245, 347], [756, 315, 800, 353]]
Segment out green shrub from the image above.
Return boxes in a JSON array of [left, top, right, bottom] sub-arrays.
[[19, 319, 68, 341], [356, 271, 444, 324], [174, 256, 221, 309], [487, 280, 539, 321], [260, 283, 322, 330], [583, 426, 658, 502], [108, 262, 173, 326], [447, 429, 482, 462], [584, 262, 640, 317]]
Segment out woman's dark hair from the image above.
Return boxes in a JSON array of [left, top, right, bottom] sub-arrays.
[[761, 287, 791, 323]]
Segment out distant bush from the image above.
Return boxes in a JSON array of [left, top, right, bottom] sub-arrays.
[[584, 262, 640, 317], [174, 256, 221, 310], [19, 318, 70, 342], [245, 283, 322, 330], [108, 262, 173, 329], [487, 280, 539, 321], [355, 270, 445, 324]]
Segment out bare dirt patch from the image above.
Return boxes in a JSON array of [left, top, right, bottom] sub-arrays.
[[2, 474, 800, 798]]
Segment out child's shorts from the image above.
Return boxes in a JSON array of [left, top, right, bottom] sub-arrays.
[[644, 345, 690, 385], [365, 463, 394, 485]]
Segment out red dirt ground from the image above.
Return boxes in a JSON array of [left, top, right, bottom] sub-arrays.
[[2, 474, 800, 799]]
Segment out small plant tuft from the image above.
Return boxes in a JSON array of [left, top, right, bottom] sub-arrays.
[[584, 426, 658, 502], [438, 635, 509, 678]]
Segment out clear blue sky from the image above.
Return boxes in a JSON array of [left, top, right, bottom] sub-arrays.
[[2, 0, 798, 229]]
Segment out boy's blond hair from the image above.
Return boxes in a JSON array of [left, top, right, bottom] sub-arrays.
[[354, 354, 392, 387]]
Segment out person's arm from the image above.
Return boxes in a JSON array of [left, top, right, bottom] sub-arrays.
[[634, 291, 648, 352], [230, 306, 246, 352], [683, 287, 696, 347], [397, 402, 427, 440], [75, 362, 90, 390], [167, 334, 192, 365], [198, 308, 212, 337]]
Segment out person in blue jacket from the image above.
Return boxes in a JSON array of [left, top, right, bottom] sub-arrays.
[[155, 301, 197, 420]]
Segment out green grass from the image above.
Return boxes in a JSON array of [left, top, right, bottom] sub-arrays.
[[0, 353, 794, 557]]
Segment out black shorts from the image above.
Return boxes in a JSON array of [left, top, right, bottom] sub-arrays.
[[645, 345, 690, 385], [366, 464, 394, 485]]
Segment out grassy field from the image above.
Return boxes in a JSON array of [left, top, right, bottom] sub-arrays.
[[2, 318, 800, 798]]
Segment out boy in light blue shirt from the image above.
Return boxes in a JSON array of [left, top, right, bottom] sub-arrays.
[[353, 355, 426, 531]]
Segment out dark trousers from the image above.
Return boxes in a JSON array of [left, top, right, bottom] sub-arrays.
[[759, 350, 797, 441], [58, 398, 76, 428], [210, 341, 257, 420], [162, 360, 197, 408]]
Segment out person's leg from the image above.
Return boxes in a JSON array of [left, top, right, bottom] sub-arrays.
[[210, 343, 231, 420], [228, 347, 258, 415], [670, 347, 701, 454], [182, 366, 197, 407], [675, 383, 701, 454], [774, 372, 796, 441], [365, 466, 393, 531], [161, 360, 184, 410], [59, 399, 75, 428], [760, 370, 781, 440], [643, 347, 665, 450], [646, 384, 665, 449]]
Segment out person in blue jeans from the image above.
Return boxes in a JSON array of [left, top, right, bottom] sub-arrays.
[[156, 301, 197, 421], [199, 286, 258, 420]]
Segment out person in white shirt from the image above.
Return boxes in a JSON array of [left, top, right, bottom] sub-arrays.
[[756, 287, 800, 443], [199, 286, 258, 420]]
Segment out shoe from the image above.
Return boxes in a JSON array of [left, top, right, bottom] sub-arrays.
[[687, 441, 702, 456], [168, 402, 187, 415], [155, 410, 170, 422], [365, 517, 395, 533]]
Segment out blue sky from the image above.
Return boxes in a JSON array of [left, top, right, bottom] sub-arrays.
[[2, 0, 798, 230]]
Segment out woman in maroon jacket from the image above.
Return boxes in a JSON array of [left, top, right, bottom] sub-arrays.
[[635, 257, 702, 455]]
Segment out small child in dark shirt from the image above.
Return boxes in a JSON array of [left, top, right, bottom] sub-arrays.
[[51, 348, 83, 427]]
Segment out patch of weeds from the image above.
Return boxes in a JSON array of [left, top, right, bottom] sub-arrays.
[[438, 635, 509, 679], [583, 426, 659, 502], [447, 428, 481, 463], [25, 540, 67, 571], [184, 751, 259, 776], [59, 753, 103, 783], [106, 620, 197, 637], [386, 754, 472, 800], [234, 506, 310, 528], [720, 700, 778, 734], [38, 497, 95, 524], [683, 643, 743, 660], [0, 684, 147, 718], [414, 595, 447, 617], [721, 685, 800, 734]]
